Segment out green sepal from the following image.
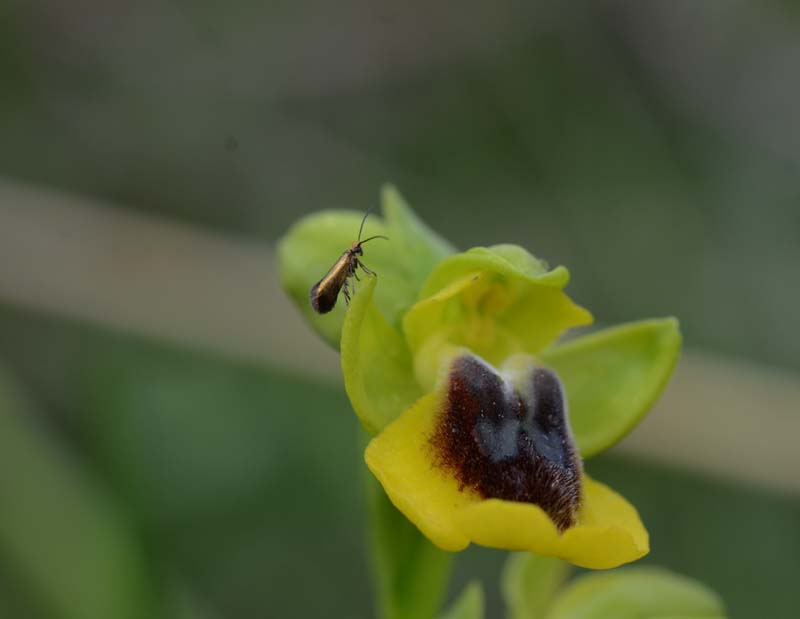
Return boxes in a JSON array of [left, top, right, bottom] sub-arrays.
[[418, 245, 567, 299], [541, 318, 681, 458], [367, 467, 453, 619], [382, 184, 456, 288], [502, 553, 571, 619], [544, 567, 726, 619], [342, 276, 423, 434], [440, 582, 485, 619], [277, 187, 454, 348]]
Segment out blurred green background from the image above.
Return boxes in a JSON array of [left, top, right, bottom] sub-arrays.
[[1, 2, 799, 618]]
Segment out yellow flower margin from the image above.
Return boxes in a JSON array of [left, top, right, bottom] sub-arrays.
[[365, 390, 649, 570]]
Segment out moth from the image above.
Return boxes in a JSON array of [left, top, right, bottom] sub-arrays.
[[309, 209, 387, 314]]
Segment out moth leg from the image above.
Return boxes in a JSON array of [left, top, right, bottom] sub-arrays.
[[358, 260, 376, 276], [353, 269, 361, 281], [343, 281, 352, 305]]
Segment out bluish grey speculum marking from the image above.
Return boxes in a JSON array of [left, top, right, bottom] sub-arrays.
[[430, 355, 582, 531]]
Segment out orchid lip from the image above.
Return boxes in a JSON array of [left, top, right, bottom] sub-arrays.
[[430, 354, 582, 532]]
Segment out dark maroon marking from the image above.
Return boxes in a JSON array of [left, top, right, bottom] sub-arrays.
[[430, 355, 582, 531]]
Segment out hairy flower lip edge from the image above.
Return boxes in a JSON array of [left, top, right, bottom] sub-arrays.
[[364, 389, 650, 570], [432, 354, 583, 532]]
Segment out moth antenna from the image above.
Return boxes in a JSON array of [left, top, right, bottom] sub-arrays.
[[357, 206, 377, 243], [358, 235, 389, 245]]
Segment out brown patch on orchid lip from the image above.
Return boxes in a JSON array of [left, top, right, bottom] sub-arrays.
[[430, 355, 582, 531]]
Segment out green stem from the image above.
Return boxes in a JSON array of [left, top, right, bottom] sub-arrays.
[[365, 468, 453, 619]]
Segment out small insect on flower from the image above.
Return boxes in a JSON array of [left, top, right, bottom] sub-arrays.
[[309, 208, 388, 314]]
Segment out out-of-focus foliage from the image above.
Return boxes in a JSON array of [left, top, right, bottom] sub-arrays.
[[502, 553, 571, 619], [0, 368, 156, 619], [545, 567, 725, 619], [0, 306, 372, 618], [501, 555, 725, 619], [439, 582, 484, 619], [3, 3, 799, 371]]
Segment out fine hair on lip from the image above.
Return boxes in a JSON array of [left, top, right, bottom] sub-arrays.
[[430, 354, 582, 531]]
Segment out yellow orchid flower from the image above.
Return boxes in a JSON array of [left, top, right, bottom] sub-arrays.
[[279, 188, 681, 570]]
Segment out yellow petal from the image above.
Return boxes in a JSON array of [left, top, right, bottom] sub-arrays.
[[403, 268, 592, 375], [562, 476, 650, 569], [456, 477, 648, 569], [365, 391, 475, 551], [455, 500, 562, 554], [366, 389, 649, 569]]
